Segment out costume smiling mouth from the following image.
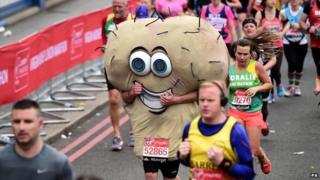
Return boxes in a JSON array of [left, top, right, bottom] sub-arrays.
[[138, 86, 172, 113]]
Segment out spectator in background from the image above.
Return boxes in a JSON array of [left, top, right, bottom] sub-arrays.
[[201, 0, 238, 56], [0, 99, 73, 180], [136, 5, 150, 18], [155, 0, 187, 18], [140, 0, 162, 17], [255, 0, 285, 103], [104, 0, 134, 151], [300, 0, 320, 96], [187, 0, 211, 16], [280, 0, 308, 97]]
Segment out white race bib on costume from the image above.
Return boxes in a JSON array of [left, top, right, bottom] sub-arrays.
[[143, 138, 169, 158]]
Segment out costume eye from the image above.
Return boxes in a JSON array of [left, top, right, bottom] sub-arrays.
[[151, 52, 172, 77], [129, 51, 151, 76]]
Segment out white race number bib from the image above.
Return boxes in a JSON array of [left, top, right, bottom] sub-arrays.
[[143, 138, 169, 158]]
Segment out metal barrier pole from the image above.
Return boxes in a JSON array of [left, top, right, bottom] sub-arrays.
[[37, 77, 85, 112], [39, 96, 84, 112], [0, 112, 10, 121], [66, 62, 108, 92], [83, 58, 107, 83], [49, 69, 96, 101]]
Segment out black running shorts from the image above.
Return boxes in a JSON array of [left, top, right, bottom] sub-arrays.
[[104, 69, 115, 90], [142, 157, 180, 179]]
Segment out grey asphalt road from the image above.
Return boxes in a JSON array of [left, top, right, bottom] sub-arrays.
[[52, 49, 320, 180]]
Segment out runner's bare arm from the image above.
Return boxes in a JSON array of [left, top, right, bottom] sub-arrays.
[[228, 19, 238, 42], [121, 82, 143, 104], [263, 55, 276, 71], [256, 62, 273, 91]]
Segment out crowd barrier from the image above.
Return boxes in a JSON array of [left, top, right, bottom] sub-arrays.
[[0, 7, 112, 105], [0, 0, 138, 140]]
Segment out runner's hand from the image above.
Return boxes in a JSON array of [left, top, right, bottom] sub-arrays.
[[160, 91, 176, 106], [132, 82, 143, 95], [179, 139, 191, 159], [207, 147, 224, 166], [245, 87, 259, 96]]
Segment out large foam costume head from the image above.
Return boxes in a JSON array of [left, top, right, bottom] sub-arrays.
[[105, 16, 230, 157]]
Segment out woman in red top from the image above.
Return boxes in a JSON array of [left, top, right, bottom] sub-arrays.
[[300, 0, 320, 96], [255, 0, 285, 103]]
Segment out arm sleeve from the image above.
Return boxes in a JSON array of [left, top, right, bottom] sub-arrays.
[[182, 123, 190, 140], [227, 123, 255, 180], [179, 123, 191, 167], [58, 160, 74, 180]]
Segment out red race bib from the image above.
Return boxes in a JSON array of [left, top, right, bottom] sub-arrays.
[[192, 168, 224, 180]]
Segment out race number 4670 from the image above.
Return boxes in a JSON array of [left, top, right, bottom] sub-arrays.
[[143, 138, 169, 158]]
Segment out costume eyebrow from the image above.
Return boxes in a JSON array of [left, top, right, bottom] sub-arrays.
[[190, 63, 196, 79], [107, 30, 117, 37], [157, 31, 168, 35], [208, 60, 221, 63], [151, 46, 167, 54], [217, 34, 221, 41], [110, 55, 115, 64], [130, 47, 149, 54], [181, 47, 190, 52], [190, 63, 205, 81], [95, 46, 105, 53], [184, 30, 200, 34], [145, 17, 163, 27]]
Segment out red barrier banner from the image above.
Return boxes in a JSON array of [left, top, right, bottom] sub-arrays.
[[0, 1, 137, 105]]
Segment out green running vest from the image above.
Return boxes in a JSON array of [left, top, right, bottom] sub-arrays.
[[228, 60, 262, 112]]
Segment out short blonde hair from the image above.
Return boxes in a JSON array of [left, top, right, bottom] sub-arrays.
[[199, 81, 226, 95]]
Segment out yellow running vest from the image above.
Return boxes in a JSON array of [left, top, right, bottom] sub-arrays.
[[188, 116, 238, 180]]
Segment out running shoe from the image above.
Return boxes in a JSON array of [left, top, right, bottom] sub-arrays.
[[294, 86, 302, 96], [277, 84, 285, 97], [128, 132, 135, 147], [268, 94, 275, 104], [111, 136, 123, 151], [261, 121, 269, 136], [261, 159, 272, 174], [284, 86, 294, 97]]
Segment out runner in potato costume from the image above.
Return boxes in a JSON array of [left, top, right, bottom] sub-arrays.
[[104, 16, 230, 179]]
